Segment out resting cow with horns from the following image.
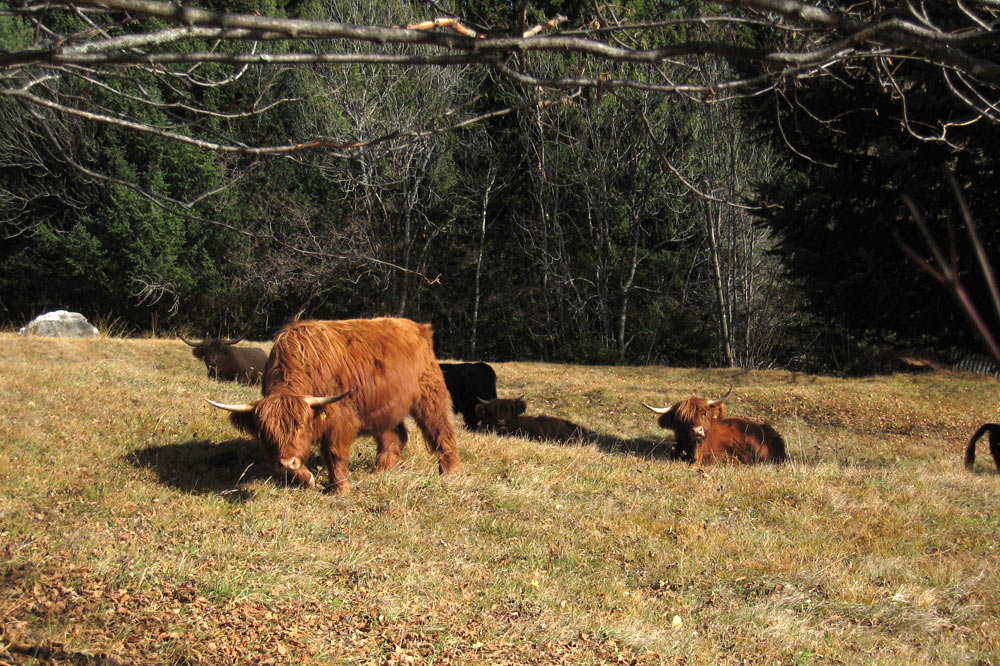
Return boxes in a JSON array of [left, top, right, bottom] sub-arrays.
[[475, 396, 591, 442], [642, 385, 786, 465], [181, 333, 267, 384], [207, 316, 459, 493]]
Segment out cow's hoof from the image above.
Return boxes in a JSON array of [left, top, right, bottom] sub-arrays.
[[324, 481, 351, 495]]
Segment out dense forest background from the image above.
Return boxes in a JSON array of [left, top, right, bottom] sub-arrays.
[[2, 0, 999, 373]]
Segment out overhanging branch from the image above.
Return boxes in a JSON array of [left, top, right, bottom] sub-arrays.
[[1, 0, 998, 86]]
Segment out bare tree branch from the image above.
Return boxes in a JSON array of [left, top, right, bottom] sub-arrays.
[[900, 182, 1000, 363], [2, 0, 999, 87], [3, 0, 999, 158]]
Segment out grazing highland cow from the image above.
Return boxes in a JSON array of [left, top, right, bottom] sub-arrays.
[[181, 334, 267, 385], [207, 317, 459, 493], [475, 397, 591, 442], [440, 362, 498, 430], [642, 386, 785, 465], [965, 423, 1000, 472]]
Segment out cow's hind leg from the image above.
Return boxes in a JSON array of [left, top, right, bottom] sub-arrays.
[[412, 371, 459, 475], [989, 429, 1000, 471], [375, 422, 408, 472]]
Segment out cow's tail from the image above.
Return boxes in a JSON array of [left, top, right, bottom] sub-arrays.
[[965, 423, 1000, 471]]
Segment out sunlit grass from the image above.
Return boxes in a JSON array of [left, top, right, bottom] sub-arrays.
[[1, 333, 999, 664]]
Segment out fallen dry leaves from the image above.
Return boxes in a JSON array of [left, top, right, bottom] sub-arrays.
[[0, 560, 664, 665]]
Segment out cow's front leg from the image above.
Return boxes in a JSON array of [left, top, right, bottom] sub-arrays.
[[375, 422, 407, 472], [320, 429, 354, 494]]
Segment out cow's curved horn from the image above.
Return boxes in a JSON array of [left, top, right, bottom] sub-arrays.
[[477, 396, 492, 404], [304, 391, 351, 407], [642, 402, 671, 415], [206, 398, 255, 412], [180, 335, 201, 347], [222, 330, 248, 346], [710, 383, 734, 404]]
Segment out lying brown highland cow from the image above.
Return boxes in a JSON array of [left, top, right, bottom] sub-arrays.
[[181, 334, 267, 385], [642, 386, 785, 465]]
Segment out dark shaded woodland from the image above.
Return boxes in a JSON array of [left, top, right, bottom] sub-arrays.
[[2, 1, 998, 373]]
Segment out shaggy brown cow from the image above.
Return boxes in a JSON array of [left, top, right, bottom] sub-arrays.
[[181, 334, 267, 385], [965, 423, 1000, 472], [475, 397, 591, 442], [207, 317, 459, 493], [642, 387, 785, 464]]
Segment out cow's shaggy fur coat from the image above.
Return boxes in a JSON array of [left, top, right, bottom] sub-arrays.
[[221, 317, 458, 493], [650, 396, 785, 465]]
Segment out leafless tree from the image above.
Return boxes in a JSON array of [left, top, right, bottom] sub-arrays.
[[5, 2, 997, 239], [470, 156, 499, 358], [684, 83, 794, 368]]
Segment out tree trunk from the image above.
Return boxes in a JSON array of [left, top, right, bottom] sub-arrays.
[[471, 165, 496, 357], [706, 201, 734, 366], [617, 224, 640, 361]]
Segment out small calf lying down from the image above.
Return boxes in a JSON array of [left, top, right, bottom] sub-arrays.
[[475, 397, 591, 442], [642, 387, 786, 465]]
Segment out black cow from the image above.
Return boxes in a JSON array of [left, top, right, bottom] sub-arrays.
[[439, 362, 498, 430], [965, 423, 1000, 472]]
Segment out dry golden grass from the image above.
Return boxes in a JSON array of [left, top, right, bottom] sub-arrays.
[[1, 333, 999, 665]]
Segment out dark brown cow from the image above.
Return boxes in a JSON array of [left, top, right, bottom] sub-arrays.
[[207, 317, 459, 493], [642, 387, 785, 465], [181, 334, 267, 385], [965, 423, 1000, 472], [475, 397, 591, 442]]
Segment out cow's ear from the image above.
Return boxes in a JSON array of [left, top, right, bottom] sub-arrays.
[[514, 399, 527, 416], [475, 403, 487, 418], [308, 405, 331, 424], [229, 412, 257, 436], [657, 407, 676, 428]]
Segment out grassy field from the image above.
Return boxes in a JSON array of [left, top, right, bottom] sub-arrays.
[[1, 332, 999, 665]]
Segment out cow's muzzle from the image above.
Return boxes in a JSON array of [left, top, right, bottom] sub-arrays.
[[278, 457, 315, 487]]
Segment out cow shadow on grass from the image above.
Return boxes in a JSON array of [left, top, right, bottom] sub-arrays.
[[586, 432, 685, 461], [131, 433, 687, 499], [127, 438, 272, 503]]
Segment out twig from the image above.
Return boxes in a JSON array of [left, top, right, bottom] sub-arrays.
[[899, 181, 1000, 363]]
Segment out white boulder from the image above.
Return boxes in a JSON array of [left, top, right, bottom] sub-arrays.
[[19, 310, 100, 338]]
